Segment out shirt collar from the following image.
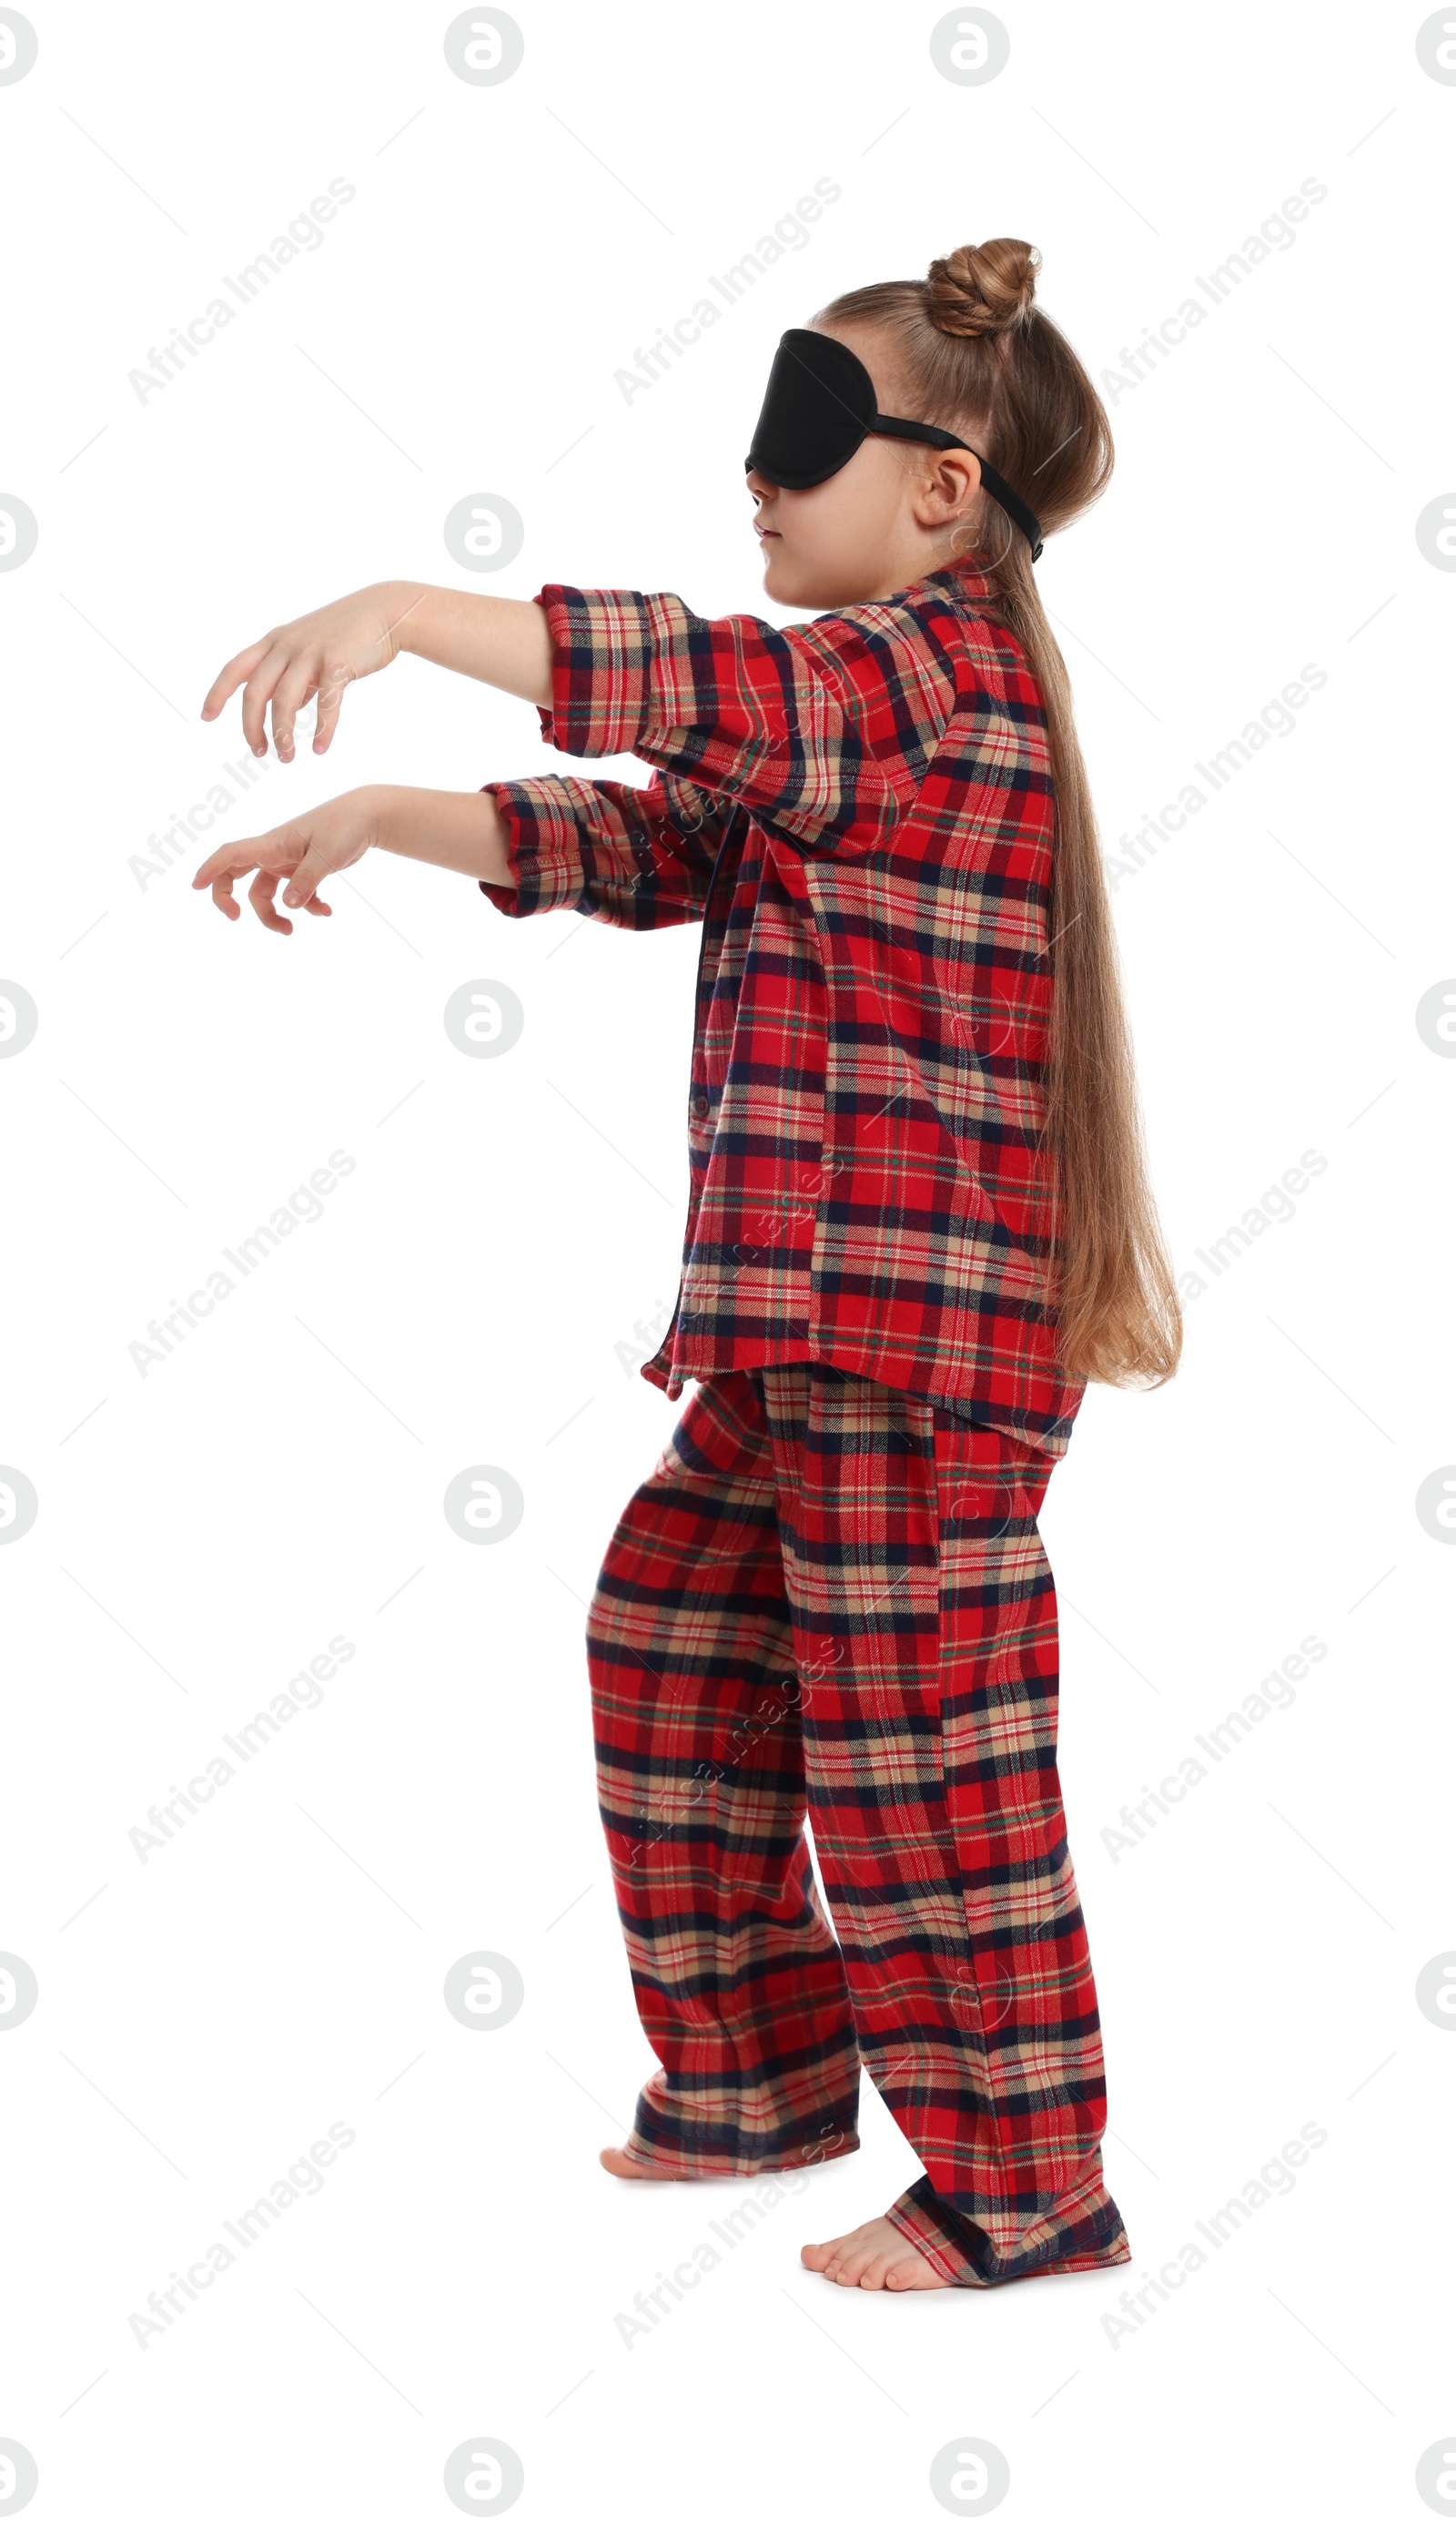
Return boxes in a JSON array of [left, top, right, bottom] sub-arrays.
[[916, 551, 997, 611]]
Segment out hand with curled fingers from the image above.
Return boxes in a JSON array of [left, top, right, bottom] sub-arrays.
[[191, 789, 384, 934], [199, 582, 424, 763]]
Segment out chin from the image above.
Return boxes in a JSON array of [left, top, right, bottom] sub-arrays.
[[761, 550, 828, 610]]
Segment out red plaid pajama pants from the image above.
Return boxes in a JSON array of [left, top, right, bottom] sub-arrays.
[[585, 1361, 1131, 2286]]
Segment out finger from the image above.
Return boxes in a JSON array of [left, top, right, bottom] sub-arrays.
[[248, 867, 295, 935], [191, 827, 296, 890], [269, 657, 320, 765], [238, 644, 293, 758], [193, 839, 259, 890], [311, 654, 353, 755], [279, 849, 336, 911], [200, 636, 272, 725], [207, 868, 241, 921]]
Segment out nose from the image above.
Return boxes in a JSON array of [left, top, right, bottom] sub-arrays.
[[745, 467, 777, 500]]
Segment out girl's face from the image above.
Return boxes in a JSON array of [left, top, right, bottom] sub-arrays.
[[746, 321, 982, 612]]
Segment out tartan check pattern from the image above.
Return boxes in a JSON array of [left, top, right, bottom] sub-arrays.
[[480, 557, 1087, 1456], [584, 1360, 1129, 2286]]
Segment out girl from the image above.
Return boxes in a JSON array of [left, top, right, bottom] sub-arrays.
[[196, 237, 1181, 2295]]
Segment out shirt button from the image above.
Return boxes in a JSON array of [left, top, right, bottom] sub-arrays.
[[692, 1093, 709, 1117]]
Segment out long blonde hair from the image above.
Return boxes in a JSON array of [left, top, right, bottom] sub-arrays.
[[817, 239, 1181, 1388]]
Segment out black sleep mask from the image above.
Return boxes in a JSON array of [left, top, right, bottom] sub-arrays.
[[744, 327, 1043, 562]]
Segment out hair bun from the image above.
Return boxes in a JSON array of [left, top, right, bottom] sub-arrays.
[[925, 238, 1040, 338]]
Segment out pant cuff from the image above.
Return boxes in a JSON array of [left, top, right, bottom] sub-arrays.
[[621, 2080, 861, 2179], [885, 2174, 1133, 2287]]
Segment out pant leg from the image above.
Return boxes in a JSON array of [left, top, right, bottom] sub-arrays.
[[586, 1369, 862, 2174], [759, 1360, 1131, 2286]]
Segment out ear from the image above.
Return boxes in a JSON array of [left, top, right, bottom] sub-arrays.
[[908, 446, 981, 531]]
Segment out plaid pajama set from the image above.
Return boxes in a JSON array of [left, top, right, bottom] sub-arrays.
[[480, 557, 1130, 2286]]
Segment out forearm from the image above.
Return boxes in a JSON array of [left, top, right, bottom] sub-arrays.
[[386, 583, 554, 706], [369, 785, 516, 887]]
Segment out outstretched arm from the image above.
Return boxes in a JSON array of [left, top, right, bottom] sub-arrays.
[[192, 786, 512, 932], [200, 584, 555, 761], [191, 771, 727, 934]]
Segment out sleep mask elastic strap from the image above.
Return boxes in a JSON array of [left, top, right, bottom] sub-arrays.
[[864, 414, 1044, 563]]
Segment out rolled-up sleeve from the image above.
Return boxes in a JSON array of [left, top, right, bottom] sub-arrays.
[[479, 766, 727, 928], [531, 582, 958, 857]]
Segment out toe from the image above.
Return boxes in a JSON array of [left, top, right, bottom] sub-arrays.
[[885, 2252, 944, 2290], [808, 2226, 863, 2280], [600, 2145, 684, 2181]]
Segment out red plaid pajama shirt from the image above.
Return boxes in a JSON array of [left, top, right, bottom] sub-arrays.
[[479, 559, 1128, 2284]]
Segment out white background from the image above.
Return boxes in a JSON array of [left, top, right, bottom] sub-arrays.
[[1, 2, 1452, 2519]]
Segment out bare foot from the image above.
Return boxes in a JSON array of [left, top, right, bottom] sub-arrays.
[[801, 2215, 950, 2290], [599, 2145, 693, 2181]]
